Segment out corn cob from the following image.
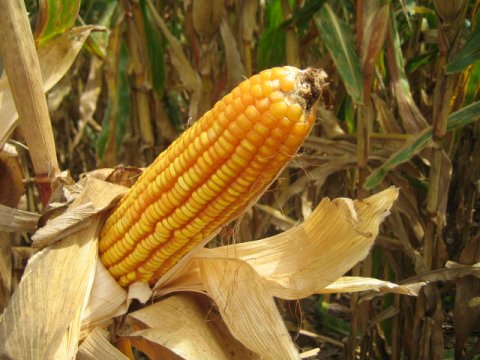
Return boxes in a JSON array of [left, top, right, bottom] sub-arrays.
[[99, 66, 326, 287]]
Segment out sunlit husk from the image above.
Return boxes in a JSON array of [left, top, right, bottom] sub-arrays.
[[0, 171, 422, 359], [0, 177, 125, 359], [77, 328, 129, 360], [123, 293, 259, 360]]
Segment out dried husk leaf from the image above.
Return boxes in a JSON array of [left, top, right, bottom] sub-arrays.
[[0, 177, 124, 359], [80, 260, 128, 335], [77, 328, 129, 360], [0, 217, 99, 359], [143, 188, 407, 359], [200, 258, 300, 360], [198, 188, 400, 300], [0, 26, 101, 147], [0, 204, 40, 233], [322, 276, 424, 296], [31, 202, 96, 248], [124, 293, 259, 360]]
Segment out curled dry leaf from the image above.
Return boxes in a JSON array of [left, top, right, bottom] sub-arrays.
[[0, 204, 40, 233], [0, 177, 125, 359], [0, 170, 420, 360], [77, 327, 129, 360], [123, 293, 259, 360]]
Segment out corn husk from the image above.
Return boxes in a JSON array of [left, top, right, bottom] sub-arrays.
[[0, 177, 125, 359], [123, 293, 259, 360], [77, 328, 129, 360], [0, 170, 424, 359]]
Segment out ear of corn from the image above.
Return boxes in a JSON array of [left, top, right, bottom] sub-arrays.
[[99, 66, 326, 287]]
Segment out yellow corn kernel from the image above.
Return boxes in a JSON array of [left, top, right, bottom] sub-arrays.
[[99, 66, 325, 287]]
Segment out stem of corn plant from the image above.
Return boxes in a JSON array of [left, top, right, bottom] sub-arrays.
[[0, 0, 59, 205]]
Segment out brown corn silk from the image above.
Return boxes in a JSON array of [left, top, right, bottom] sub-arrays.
[[99, 66, 325, 287]]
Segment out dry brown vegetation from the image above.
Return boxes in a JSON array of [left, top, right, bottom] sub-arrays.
[[0, 0, 480, 359]]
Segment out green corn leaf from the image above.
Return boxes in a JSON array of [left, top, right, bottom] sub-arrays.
[[257, 0, 285, 70], [34, 0, 81, 46], [446, 26, 480, 74], [365, 100, 480, 189], [140, 0, 166, 95], [314, 3, 364, 104], [280, 0, 327, 29]]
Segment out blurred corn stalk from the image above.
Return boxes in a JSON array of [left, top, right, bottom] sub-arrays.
[[1, 0, 480, 359]]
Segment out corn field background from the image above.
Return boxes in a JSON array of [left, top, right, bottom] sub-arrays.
[[1, 0, 480, 359]]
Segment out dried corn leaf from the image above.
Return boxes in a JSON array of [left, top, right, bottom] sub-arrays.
[[0, 177, 124, 359], [31, 202, 96, 248], [124, 293, 259, 360], [145, 189, 407, 359], [0, 217, 99, 359], [200, 258, 299, 360], [0, 26, 100, 146], [220, 17, 246, 89], [0, 204, 40, 233], [81, 260, 127, 334], [77, 328, 129, 360], [157, 189, 398, 299], [322, 276, 424, 296]]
